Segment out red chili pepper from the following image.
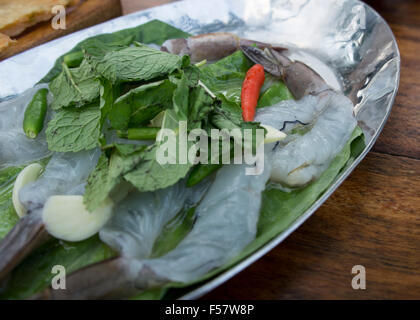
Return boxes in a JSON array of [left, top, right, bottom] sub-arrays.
[[241, 64, 265, 122]]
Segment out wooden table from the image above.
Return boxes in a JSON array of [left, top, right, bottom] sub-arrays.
[[120, 0, 419, 299]]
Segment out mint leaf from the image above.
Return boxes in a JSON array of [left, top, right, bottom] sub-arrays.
[[40, 20, 190, 83], [183, 65, 200, 87], [124, 144, 192, 193], [98, 78, 116, 125], [172, 74, 189, 121], [0, 235, 115, 299], [123, 86, 213, 193], [109, 80, 175, 130], [95, 45, 186, 83], [188, 86, 213, 129], [46, 105, 101, 152], [83, 36, 133, 66], [84, 145, 146, 211], [49, 60, 100, 110], [83, 154, 109, 211]]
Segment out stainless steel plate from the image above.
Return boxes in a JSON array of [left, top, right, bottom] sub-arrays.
[[0, 0, 400, 299]]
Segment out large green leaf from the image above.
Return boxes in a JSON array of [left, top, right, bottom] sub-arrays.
[[49, 60, 100, 110], [109, 80, 176, 130], [0, 236, 115, 299], [40, 20, 190, 83], [0, 166, 24, 240], [199, 51, 292, 110], [95, 45, 186, 83], [46, 104, 102, 153]]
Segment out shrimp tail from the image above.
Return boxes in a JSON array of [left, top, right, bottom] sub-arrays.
[[0, 213, 49, 282], [240, 45, 330, 99]]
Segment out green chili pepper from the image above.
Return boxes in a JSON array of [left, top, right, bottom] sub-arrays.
[[23, 88, 49, 139], [63, 51, 84, 68], [117, 127, 161, 141], [187, 163, 222, 187]]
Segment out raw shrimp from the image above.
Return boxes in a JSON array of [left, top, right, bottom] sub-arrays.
[[240, 45, 357, 187], [255, 93, 356, 187], [33, 160, 271, 299], [32, 178, 212, 298]]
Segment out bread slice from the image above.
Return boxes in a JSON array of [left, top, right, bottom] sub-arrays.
[[0, 33, 17, 59], [0, 33, 16, 50], [0, 0, 81, 37]]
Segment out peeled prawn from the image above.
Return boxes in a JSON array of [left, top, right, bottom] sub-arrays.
[[255, 93, 356, 187], [242, 45, 357, 187], [33, 160, 271, 299]]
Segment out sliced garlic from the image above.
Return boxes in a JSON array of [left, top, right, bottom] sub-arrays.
[[42, 196, 113, 242], [12, 163, 43, 218], [262, 124, 287, 144]]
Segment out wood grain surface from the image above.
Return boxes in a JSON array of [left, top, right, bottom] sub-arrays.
[[121, 0, 419, 299], [0, 0, 122, 61]]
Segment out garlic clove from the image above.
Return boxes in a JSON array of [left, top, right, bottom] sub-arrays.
[[12, 163, 43, 218], [42, 195, 113, 242]]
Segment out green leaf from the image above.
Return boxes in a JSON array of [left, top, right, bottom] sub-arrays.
[[172, 73, 189, 121], [40, 20, 190, 83], [183, 65, 200, 87], [123, 84, 216, 193], [151, 207, 196, 258], [46, 104, 101, 152], [258, 81, 294, 108], [0, 166, 24, 240], [98, 78, 116, 125], [109, 80, 176, 130], [200, 50, 293, 110], [83, 154, 110, 212], [124, 144, 192, 193], [49, 60, 100, 110], [200, 51, 253, 108], [83, 36, 134, 66], [95, 45, 185, 83], [84, 146, 146, 212], [188, 86, 213, 129], [0, 236, 115, 299]]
